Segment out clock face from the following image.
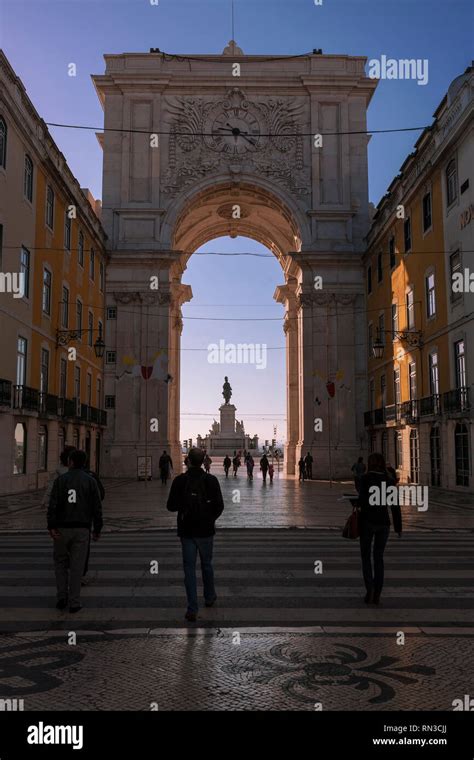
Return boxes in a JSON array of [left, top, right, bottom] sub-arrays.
[[206, 107, 261, 155]]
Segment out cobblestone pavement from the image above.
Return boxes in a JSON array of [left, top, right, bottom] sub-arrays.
[[0, 474, 472, 532], [0, 629, 471, 711]]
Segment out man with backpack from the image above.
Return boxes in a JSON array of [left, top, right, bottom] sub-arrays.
[[166, 447, 224, 622]]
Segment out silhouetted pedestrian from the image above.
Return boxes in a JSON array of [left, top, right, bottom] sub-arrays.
[[260, 454, 269, 482], [167, 447, 224, 622], [268, 463, 274, 483], [223, 455, 231, 478], [232, 454, 241, 477], [351, 457, 366, 492], [357, 452, 402, 605], [203, 454, 212, 473], [304, 452, 313, 479], [246, 453, 254, 480], [298, 457, 306, 481], [159, 450, 173, 484]]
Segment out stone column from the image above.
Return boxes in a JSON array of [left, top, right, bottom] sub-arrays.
[[168, 280, 192, 470], [274, 281, 299, 475]]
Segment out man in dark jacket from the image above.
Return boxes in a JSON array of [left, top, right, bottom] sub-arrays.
[[48, 449, 103, 613], [167, 447, 224, 622]]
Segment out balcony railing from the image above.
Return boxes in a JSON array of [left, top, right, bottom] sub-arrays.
[[443, 387, 470, 415], [38, 392, 59, 416], [419, 394, 441, 417], [385, 404, 398, 423], [13, 385, 39, 412], [400, 400, 419, 423], [0, 379, 12, 407]]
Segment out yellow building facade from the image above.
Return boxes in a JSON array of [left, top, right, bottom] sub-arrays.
[[0, 52, 107, 495], [364, 66, 473, 491]]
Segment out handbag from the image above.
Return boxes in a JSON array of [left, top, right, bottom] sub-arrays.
[[342, 506, 359, 539]]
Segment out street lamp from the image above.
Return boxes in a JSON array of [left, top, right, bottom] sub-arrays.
[[56, 323, 106, 359], [372, 328, 423, 359]]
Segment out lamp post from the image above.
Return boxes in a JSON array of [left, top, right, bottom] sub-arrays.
[[56, 323, 106, 359], [372, 328, 423, 359]]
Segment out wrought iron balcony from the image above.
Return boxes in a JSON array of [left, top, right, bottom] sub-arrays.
[[400, 399, 419, 424], [385, 404, 398, 423], [442, 387, 470, 415], [419, 394, 441, 417], [13, 385, 39, 412], [0, 379, 12, 407], [38, 392, 59, 416]]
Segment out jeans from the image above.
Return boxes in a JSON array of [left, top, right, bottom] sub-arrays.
[[180, 536, 216, 613], [359, 522, 390, 595], [53, 527, 90, 607]]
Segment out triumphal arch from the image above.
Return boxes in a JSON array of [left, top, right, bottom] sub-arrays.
[[93, 43, 377, 477]]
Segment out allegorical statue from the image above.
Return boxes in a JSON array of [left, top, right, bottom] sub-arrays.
[[222, 376, 232, 405]]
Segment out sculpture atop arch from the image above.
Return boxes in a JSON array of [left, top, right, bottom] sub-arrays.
[[93, 47, 377, 478]]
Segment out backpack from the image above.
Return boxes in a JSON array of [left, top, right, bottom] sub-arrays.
[[179, 473, 213, 527]]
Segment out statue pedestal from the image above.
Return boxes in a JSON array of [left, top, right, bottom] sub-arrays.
[[207, 403, 246, 454], [220, 403, 236, 434]]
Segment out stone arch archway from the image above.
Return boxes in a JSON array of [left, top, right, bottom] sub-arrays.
[[93, 46, 376, 478]]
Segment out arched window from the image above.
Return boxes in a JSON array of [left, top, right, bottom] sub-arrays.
[[409, 429, 419, 484], [38, 425, 48, 471], [24, 155, 33, 201], [0, 117, 6, 169], [430, 426, 441, 487], [455, 423, 470, 487], [73, 428, 80, 450], [446, 159, 457, 206], [394, 430, 403, 470], [13, 422, 27, 474]]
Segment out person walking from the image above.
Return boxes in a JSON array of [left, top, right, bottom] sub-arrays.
[[203, 453, 212, 473], [298, 456, 306, 481], [357, 452, 402, 605], [232, 453, 241, 477], [260, 453, 269, 483], [246, 453, 254, 480], [47, 449, 103, 613], [41, 445, 76, 507], [304, 452, 313, 480], [159, 450, 173, 484], [268, 462, 274, 483], [351, 457, 366, 492], [167, 447, 224, 622], [223, 455, 231, 478]]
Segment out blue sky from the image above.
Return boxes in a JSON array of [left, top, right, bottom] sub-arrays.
[[1, 0, 471, 441]]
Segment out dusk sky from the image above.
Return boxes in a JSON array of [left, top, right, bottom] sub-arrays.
[[1, 0, 472, 442]]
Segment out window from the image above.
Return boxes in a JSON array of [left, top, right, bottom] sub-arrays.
[[20, 246, 30, 298], [409, 429, 419, 484], [88, 312, 94, 347], [60, 357, 67, 399], [45, 185, 54, 229], [73, 429, 79, 450], [76, 299, 83, 340], [96, 377, 102, 408], [422, 191, 432, 232], [62, 286, 69, 328], [24, 155, 33, 201], [409, 362, 417, 401], [377, 252, 383, 283], [378, 313, 385, 345], [367, 265, 372, 295], [106, 351, 116, 364], [406, 288, 415, 329], [38, 426, 48, 471], [107, 306, 117, 320], [404, 217, 411, 252], [90, 249, 95, 280], [13, 423, 26, 475], [450, 251, 462, 303], [105, 395, 116, 410], [78, 230, 84, 267], [99, 261, 105, 292], [40, 348, 49, 393], [74, 366, 81, 401], [369, 432, 376, 454], [86, 373, 92, 406], [369, 378, 375, 411], [391, 303, 398, 340], [58, 427, 66, 459], [381, 431, 388, 461], [429, 353, 439, 396], [0, 117, 7, 169], [455, 423, 470, 487], [446, 159, 458, 206], [430, 426, 441, 487], [42, 268, 51, 315], [368, 324, 373, 357], [394, 367, 401, 406], [16, 337, 27, 386], [381, 374, 387, 407], [64, 211, 71, 251], [98, 320, 103, 345], [394, 430, 403, 469], [454, 340, 466, 389], [389, 236, 396, 269], [426, 272, 436, 318]]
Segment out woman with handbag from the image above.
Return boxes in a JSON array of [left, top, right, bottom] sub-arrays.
[[357, 452, 402, 605]]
